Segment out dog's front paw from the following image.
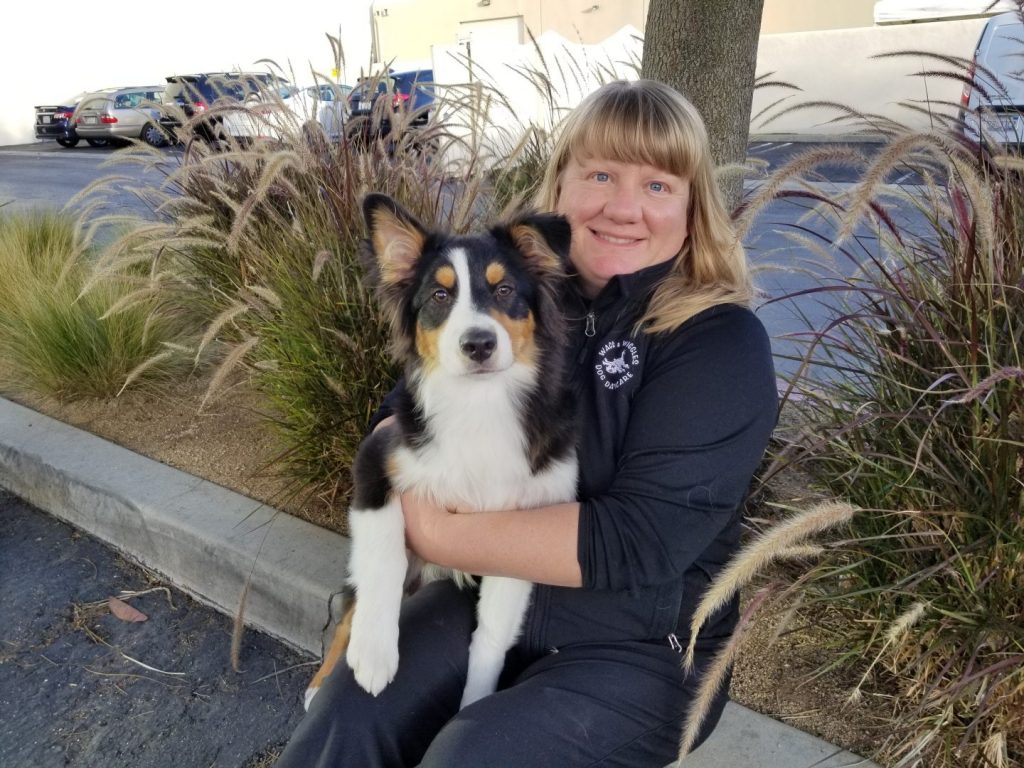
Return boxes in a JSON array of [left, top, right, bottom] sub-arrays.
[[346, 629, 399, 696]]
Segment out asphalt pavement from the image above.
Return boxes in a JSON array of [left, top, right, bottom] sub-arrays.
[[0, 490, 309, 768]]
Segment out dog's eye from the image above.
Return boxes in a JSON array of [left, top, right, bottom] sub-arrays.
[[432, 288, 450, 303], [494, 284, 514, 298]]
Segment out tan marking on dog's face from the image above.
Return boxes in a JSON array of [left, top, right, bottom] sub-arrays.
[[485, 262, 506, 286], [415, 324, 442, 373], [435, 265, 456, 290], [491, 309, 537, 366]]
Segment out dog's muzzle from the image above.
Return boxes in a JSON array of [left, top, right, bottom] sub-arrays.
[[460, 328, 497, 364]]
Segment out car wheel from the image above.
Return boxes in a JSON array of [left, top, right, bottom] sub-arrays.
[[56, 137, 79, 148], [85, 138, 110, 148], [141, 123, 168, 148]]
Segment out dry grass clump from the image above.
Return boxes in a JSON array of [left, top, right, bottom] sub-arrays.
[[74, 56, 560, 508], [699, 21, 1024, 766]]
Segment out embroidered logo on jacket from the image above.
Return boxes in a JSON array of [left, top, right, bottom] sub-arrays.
[[595, 340, 640, 390]]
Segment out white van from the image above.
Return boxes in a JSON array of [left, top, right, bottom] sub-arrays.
[[960, 11, 1024, 146]]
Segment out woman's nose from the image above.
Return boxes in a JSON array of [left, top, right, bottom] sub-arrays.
[[602, 185, 642, 222]]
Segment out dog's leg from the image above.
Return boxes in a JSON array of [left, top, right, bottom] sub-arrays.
[[346, 495, 408, 696], [460, 576, 533, 709], [304, 594, 355, 710]]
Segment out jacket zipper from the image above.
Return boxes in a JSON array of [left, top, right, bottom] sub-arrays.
[[584, 311, 596, 337]]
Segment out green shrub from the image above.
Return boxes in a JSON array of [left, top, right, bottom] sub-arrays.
[[0, 210, 188, 399]]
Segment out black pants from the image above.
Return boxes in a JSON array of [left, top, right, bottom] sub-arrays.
[[276, 580, 728, 768]]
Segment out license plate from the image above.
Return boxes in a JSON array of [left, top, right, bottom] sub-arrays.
[[41, 116, 51, 124], [83, 116, 97, 125]]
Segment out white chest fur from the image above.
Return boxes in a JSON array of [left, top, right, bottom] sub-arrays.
[[394, 365, 578, 511]]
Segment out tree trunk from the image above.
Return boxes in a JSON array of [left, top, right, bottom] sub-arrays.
[[641, 0, 764, 208]]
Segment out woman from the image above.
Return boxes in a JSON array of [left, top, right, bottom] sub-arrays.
[[277, 79, 777, 768]]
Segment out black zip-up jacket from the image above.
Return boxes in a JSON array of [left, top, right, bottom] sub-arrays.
[[370, 260, 777, 654], [519, 260, 777, 654]]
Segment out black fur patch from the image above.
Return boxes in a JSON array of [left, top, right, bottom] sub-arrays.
[[351, 423, 398, 510]]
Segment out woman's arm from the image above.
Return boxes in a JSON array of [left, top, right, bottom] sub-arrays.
[[401, 494, 584, 587], [378, 410, 583, 587]]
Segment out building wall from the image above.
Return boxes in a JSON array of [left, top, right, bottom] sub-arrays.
[[370, 0, 882, 65], [751, 16, 987, 136], [761, 0, 875, 33], [427, 15, 986, 165], [370, 0, 648, 65]]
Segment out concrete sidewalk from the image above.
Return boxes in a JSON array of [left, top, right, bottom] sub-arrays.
[[0, 396, 879, 768]]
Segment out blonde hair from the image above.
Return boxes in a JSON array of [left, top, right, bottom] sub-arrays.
[[534, 79, 752, 334]]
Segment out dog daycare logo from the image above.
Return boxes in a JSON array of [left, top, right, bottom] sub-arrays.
[[595, 340, 640, 390]]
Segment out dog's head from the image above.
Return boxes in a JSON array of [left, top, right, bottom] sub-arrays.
[[361, 193, 571, 379]]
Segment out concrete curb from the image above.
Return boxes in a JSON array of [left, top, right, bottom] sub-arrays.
[[0, 396, 347, 655], [0, 395, 879, 768], [677, 703, 878, 767]]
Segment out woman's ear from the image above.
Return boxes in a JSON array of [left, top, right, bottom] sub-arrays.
[[362, 194, 428, 288]]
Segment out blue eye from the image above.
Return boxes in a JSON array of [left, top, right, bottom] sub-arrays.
[[594, 172, 610, 182], [649, 181, 666, 193]]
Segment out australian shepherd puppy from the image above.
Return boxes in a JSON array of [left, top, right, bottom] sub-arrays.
[[304, 193, 578, 711]]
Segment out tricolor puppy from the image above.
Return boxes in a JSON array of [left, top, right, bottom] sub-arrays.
[[305, 193, 578, 710]]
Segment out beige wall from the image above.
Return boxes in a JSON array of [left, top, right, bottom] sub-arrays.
[[761, 0, 875, 33], [370, 0, 648, 65]]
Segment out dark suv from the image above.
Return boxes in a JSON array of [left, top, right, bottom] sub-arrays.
[[34, 92, 112, 148], [159, 72, 289, 143], [347, 69, 435, 143]]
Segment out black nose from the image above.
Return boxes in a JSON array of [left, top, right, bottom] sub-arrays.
[[460, 328, 497, 363]]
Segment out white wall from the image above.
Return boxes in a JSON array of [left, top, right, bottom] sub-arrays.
[[430, 26, 642, 173], [0, 1, 376, 146], [752, 17, 988, 136]]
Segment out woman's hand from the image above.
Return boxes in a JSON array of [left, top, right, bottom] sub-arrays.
[[398, 492, 584, 587], [400, 491, 456, 564]]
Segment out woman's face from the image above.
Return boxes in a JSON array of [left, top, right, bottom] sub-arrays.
[[556, 155, 691, 298]]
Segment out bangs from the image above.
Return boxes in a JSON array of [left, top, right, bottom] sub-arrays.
[[564, 84, 703, 180]]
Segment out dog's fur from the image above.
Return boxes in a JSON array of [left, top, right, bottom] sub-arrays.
[[304, 194, 577, 711]]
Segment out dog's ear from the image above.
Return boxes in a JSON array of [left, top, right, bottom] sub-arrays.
[[362, 194, 428, 287], [506, 212, 572, 278]]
